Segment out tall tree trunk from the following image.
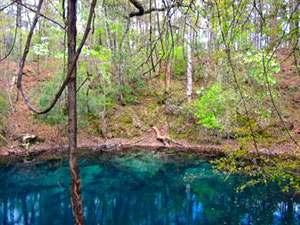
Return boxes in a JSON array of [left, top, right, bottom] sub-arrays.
[[17, 0, 22, 56], [186, 23, 193, 102], [10, 0, 22, 94], [104, 8, 114, 55], [67, 0, 84, 224], [258, 0, 263, 49]]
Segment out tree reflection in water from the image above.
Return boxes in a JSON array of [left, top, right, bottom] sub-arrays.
[[0, 151, 300, 225], [69, 154, 85, 225]]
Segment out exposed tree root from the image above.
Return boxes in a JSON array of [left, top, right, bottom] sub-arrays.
[[152, 126, 183, 147]]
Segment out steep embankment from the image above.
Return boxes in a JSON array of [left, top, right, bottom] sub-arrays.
[[0, 49, 299, 156]]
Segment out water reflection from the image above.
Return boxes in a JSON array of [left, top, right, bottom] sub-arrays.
[[0, 151, 299, 225], [69, 154, 85, 225]]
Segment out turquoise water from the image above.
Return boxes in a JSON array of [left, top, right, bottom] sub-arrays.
[[0, 150, 299, 225]]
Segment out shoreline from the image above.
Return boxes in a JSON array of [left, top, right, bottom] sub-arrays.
[[1, 137, 299, 161]]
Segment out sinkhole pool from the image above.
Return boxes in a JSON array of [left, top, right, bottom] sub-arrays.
[[0, 149, 299, 225]]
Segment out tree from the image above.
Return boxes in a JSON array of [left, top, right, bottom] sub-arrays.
[[186, 19, 193, 102], [67, 0, 84, 223], [13, 0, 97, 223]]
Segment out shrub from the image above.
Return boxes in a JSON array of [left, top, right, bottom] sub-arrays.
[[0, 92, 10, 146], [195, 84, 237, 132], [173, 45, 187, 77], [36, 66, 117, 127], [0, 92, 9, 118], [240, 51, 280, 86], [37, 74, 68, 125]]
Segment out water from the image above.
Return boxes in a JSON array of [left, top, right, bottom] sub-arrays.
[[0, 150, 299, 225]]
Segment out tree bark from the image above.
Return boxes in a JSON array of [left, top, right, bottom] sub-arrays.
[[290, 0, 299, 47], [17, 0, 22, 55], [67, 0, 84, 224], [269, 0, 278, 48], [186, 23, 192, 103], [165, 53, 172, 95]]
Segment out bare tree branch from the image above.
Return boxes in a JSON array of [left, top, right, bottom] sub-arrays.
[[128, 0, 144, 17], [14, 1, 65, 30], [128, 0, 184, 18], [16, 0, 98, 114], [0, 0, 16, 12], [17, 0, 44, 96], [0, 5, 18, 62]]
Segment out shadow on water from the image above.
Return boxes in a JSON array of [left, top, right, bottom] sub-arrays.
[[0, 148, 300, 225]]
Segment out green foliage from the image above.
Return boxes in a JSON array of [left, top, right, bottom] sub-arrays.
[[173, 45, 187, 76], [0, 92, 9, 118], [242, 51, 280, 86], [86, 46, 111, 62], [37, 74, 67, 125], [118, 85, 137, 105], [194, 47, 281, 134], [195, 84, 237, 131], [0, 92, 10, 146], [36, 58, 119, 127], [212, 150, 300, 194], [33, 37, 50, 56]]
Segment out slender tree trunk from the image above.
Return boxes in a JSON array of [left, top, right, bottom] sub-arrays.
[[67, 0, 84, 224], [186, 23, 193, 102], [9, 0, 22, 95], [290, 0, 299, 47], [269, 1, 278, 48], [104, 8, 114, 55], [165, 52, 172, 95], [258, 0, 263, 49], [17, 0, 22, 56]]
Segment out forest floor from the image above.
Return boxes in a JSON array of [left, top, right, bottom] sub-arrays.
[[0, 49, 300, 158]]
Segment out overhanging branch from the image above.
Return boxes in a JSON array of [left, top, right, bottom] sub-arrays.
[[0, 0, 17, 12], [128, 0, 183, 18], [17, 0, 98, 114]]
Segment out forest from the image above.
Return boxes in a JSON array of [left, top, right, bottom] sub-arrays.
[[0, 0, 300, 224]]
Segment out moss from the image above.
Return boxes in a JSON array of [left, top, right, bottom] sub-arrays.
[[107, 109, 145, 138]]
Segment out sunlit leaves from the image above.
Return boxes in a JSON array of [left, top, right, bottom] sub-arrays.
[[195, 84, 237, 131], [33, 37, 50, 56], [242, 51, 279, 86]]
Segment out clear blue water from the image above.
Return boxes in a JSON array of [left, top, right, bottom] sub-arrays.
[[0, 150, 299, 225]]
